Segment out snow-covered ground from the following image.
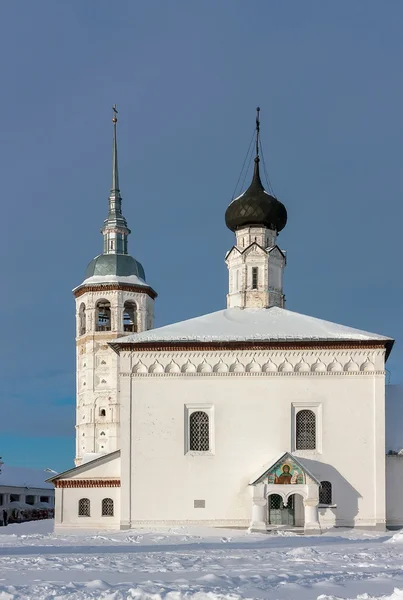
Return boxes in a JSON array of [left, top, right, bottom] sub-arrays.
[[1, 521, 403, 599]]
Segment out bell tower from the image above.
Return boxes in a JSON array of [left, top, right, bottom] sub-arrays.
[[73, 107, 157, 466]]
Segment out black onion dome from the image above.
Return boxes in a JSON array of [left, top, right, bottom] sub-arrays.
[[225, 159, 287, 233]]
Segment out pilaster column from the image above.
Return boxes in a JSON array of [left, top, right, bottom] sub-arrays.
[[249, 483, 267, 531], [304, 499, 321, 533]]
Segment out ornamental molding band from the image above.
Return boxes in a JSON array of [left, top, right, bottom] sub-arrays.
[[116, 341, 387, 352], [54, 479, 121, 488], [74, 284, 157, 299], [123, 353, 383, 376]]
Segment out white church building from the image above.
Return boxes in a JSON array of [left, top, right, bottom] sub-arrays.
[[49, 108, 402, 533]]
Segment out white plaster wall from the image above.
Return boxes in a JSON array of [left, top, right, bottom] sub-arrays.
[[54, 486, 120, 529], [120, 349, 385, 528], [386, 456, 403, 527]]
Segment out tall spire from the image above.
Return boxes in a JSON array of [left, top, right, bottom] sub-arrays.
[[101, 105, 131, 255], [252, 106, 263, 184], [112, 104, 119, 193], [255, 106, 260, 161]]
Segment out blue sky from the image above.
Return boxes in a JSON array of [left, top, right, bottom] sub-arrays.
[[1, 1, 402, 471]]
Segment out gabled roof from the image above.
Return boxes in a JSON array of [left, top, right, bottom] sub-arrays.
[[249, 452, 321, 485], [111, 307, 393, 354], [45, 450, 120, 483]]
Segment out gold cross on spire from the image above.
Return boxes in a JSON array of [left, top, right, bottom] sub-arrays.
[[112, 104, 118, 123]]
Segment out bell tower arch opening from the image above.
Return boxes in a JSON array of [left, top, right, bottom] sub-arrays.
[[123, 301, 137, 332]]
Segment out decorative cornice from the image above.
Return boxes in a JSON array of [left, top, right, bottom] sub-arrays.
[[74, 283, 157, 300], [54, 479, 120, 488], [115, 341, 386, 352], [124, 370, 385, 378]]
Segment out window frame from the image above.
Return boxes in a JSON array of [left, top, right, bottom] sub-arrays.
[[291, 402, 322, 454], [319, 481, 333, 506], [185, 404, 215, 456], [295, 409, 316, 450], [252, 266, 258, 290], [102, 497, 114, 517], [78, 497, 91, 517]]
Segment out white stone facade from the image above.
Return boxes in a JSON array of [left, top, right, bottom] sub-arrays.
[[225, 226, 286, 309], [53, 452, 121, 530], [74, 285, 154, 465], [116, 347, 386, 530]]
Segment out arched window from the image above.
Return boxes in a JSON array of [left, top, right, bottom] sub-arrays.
[[123, 301, 137, 332], [96, 300, 111, 332], [189, 411, 209, 451], [296, 409, 316, 450], [319, 481, 332, 505], [102, 497, 114, 516], [78, 498, 90, 516], [79, 303, 86, 335], [99, 408, 106, 417]]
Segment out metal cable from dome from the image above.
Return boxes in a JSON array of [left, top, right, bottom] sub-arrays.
[[259, 137, 276, 197], [231, 128, 256, 200]]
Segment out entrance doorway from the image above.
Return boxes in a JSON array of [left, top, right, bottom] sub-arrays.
[[268, 494, 295, 526]]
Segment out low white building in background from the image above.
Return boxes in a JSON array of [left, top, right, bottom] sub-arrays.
[[48, 109, 403, 532], [0, 463, 55, 517]]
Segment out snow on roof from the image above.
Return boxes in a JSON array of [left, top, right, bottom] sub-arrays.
[[386, 385, 403, 453], [0, 465, 54, 490], [46, 450, 120, 482], [113, 307, 392, 346], [72, 274, 148, 292]]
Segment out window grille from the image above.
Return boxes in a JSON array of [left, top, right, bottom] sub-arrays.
[[78, 498, 90, 517], [102, 498, 114, 516], [319, 481, 332, 505], [252, 267, 258, 290], [189, 411, 209, 451], [269, 494, 282, 510], [296, 409, 316, 450]]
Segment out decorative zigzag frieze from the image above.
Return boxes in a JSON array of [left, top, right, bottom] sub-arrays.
[[122, 352, 384, 376]]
